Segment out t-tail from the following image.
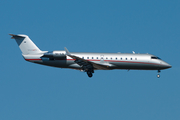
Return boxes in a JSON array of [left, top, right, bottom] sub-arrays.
[[9, 34, 42, 54]]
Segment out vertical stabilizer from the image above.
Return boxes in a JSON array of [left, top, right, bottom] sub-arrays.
[[10, 34, 42, 54]]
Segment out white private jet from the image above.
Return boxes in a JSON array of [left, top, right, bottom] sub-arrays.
[[10, 34, 171, 78]]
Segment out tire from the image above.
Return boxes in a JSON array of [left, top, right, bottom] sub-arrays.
[[157, 74, 160, 78], [87, 71, 93, 78]]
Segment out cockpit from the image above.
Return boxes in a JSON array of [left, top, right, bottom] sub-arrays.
[[151, 56, 161, 60]]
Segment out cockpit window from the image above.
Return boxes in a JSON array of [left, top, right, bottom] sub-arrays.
[[151, 56, 161, 59]]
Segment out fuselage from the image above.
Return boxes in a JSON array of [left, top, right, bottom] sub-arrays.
[[23, 51, 171, 71]]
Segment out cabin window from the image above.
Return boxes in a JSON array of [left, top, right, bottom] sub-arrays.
[[106, 57, 108, 59], [126, 58, 127, 60], [87, 57, 89, 59], [92, 57, 93, 59], [131, 58, 132, 60], [97, 57, 98, 59], [135, 58, 137, 60], [82, 57, 84, 59], [121, 58, 122, 60], [111, 57, 112, 60], [116, 57, 117, 60]]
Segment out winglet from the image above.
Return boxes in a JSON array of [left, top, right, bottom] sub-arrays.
[[64, 47, 70, 55]]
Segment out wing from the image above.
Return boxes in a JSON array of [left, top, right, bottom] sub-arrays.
[[64, 47, 112, 70]]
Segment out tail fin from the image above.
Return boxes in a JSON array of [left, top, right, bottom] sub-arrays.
[[10, 34, 42, 54]]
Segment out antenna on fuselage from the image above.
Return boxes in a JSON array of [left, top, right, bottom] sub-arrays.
[[132, 51, 135, 54]]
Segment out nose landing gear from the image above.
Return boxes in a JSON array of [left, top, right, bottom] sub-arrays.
[[157, 74, 160, 78], [157, 70, 161, 78]]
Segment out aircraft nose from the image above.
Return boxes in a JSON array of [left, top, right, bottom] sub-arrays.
[[167, 64, 172, 68], [162, 62, 172, 69]]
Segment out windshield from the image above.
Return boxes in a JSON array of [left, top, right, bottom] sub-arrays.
[[151, 56, 161, 60]]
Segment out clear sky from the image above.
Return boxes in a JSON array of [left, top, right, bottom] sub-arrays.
[[0, 0, 180, 120]]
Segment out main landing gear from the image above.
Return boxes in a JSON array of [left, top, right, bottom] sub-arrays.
[[87, 71, 93, 77], [86, 69, 94, 78], [157, 70, 161, 78]]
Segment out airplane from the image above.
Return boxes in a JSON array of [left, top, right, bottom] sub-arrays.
[[10, 34, 171, 78]]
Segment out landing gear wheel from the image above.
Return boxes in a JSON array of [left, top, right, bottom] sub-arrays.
[[157, 74, 160, 78], [87, 71, 93, 78], [157, 70, 161, 78]]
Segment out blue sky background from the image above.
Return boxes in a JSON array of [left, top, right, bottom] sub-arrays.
[[0, 0, 180, 120]]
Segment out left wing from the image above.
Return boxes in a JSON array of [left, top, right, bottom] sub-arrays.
[[64, 47, 112, 70]]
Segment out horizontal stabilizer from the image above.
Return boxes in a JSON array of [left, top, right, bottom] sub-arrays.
[[9, 34, 25, 39]]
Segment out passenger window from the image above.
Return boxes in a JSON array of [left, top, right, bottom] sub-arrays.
[[135, 58, 137, 60], [87, 57, 89, 59], [126, 58, 127, 60], [97, 57, 98, 59], [82, 57, 84, 59], [121, 58, 122, 60], [92, 57, 93, 59], [131, 58, 132, 60], [116, 57, 117, 60]]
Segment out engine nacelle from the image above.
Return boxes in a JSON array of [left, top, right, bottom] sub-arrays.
[[53, 51, 66, 58], [42, 50, 66, 59]]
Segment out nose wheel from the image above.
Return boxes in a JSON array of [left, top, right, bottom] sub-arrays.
[[157, 70, 161, 78], [157, 74, 160, 78]]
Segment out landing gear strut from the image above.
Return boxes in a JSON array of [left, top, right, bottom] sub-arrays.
[[157, 70, 161, 78]]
